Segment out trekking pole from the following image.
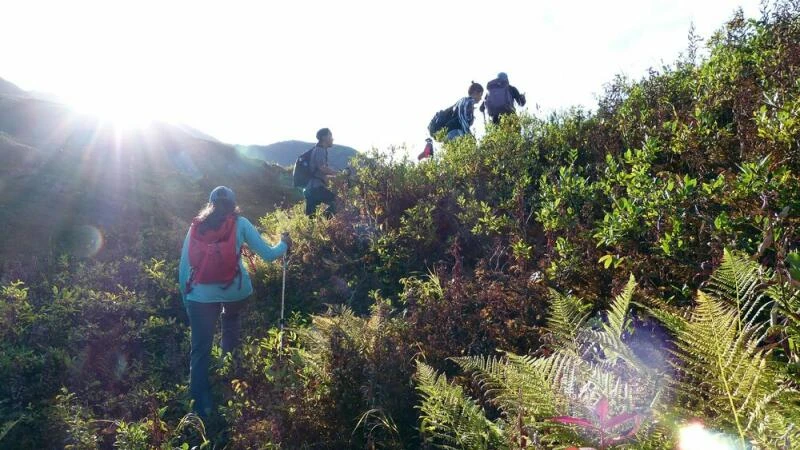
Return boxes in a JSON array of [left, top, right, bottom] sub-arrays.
[[279, 252, 287, 352], [278, 231, 290, 353]]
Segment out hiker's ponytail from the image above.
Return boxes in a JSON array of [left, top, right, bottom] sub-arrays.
[[194, 199, 240, 234]]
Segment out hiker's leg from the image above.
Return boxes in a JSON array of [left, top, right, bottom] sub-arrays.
[[220, 299, 248, 353], [306, 187, 331, 216], [491, 114, 501, 125], [304, 188, 319, 216], [319, 187, 336, 217], [187, 301, 221, 416], [445, 129, 464, 141]]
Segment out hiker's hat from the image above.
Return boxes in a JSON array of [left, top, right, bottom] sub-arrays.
[[209, 186, 236, 204], [497, 72, 508, 81]]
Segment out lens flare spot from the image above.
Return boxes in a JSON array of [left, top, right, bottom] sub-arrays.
[[678, 422, 739, 450], [61, 225, 105, 258]]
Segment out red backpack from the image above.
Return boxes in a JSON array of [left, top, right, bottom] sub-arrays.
[[186, 214, 241, 293]]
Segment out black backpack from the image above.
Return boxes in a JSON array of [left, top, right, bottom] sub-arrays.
[[485, 78, 513, 116], [292, 147, 316, 188], [428, 103, 457, 136]]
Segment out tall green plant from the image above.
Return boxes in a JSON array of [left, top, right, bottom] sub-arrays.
[[657, 250, 800, 447], [415, 362, 504, 450], [416, 276, 669, 448]]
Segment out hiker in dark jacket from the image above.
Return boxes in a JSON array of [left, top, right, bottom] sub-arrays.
[[179, 186, 291, 418], [304, 128, 339, 217], [445, 81, 484, 141], [480, 72, 526, 125]]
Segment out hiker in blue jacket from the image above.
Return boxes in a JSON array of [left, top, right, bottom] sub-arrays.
[[178, 185, 291, 418], [445, 81, 484, 141]]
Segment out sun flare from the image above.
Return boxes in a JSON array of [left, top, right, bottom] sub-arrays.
[[69, 92, 156, 130]]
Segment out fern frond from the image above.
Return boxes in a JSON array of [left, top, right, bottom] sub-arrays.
[[0, 417, 22, 443], [707, 249, 772, 327], [636, 296, 689, 335], [452, 354, 558, 420], [451, 355, 507, 404], [668, 291, 785, 444], [603, 274, 636, 339], [297, 305, 389, 384], [545, 288, 590, 346], [580, 329, 653, 378], [526, 351, 583, 403], [765, 280, 800, 315], [577, 277, 654, 375], [415, 362, 505, 450], [751, 413, 800, 449]]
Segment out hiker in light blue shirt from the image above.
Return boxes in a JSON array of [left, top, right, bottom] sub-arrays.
[[178, 186, 291, 418]]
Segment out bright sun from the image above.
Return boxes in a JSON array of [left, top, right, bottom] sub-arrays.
[[63, 83, 172, 162], [67, 88, 160, 130]]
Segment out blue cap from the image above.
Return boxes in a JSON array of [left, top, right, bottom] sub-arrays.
[[497, 72, 508, 81], [209, 186, 235, 204]]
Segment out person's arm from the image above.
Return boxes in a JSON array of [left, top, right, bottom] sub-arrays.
[[464, 98, 475, 131], [510, 86, 526, 107], [178, 229, 191, 305], [240, 217, 287, 262]]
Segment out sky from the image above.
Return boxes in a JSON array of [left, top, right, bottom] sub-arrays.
[[0, 0, 763, 154]]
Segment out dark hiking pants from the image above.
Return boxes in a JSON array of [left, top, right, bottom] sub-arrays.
[[304, 186, 336, 217], [186, 299, 247, 417]]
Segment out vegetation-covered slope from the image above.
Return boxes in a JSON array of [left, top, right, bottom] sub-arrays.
[[1, 3, 799, 449], [0, 91, 299, 266]]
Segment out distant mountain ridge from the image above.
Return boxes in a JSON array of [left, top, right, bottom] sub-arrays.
[[0, 76, 300, 262], [0, 77, 25, 95], [0, 75, 365, 264], [238, 140, 359, 169]]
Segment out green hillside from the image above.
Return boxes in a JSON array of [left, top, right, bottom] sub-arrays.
[[238, 140, 359, 169], [0, 90, 300, 263], [1, 4, 799, 449], [0, 77, 25, 96]]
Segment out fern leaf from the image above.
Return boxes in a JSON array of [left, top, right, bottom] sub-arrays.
[[453, 354, 558, 420], [635, 296, 689, 334], [526, 352, 583, 402], [414, 362, 505, 450], [603, 274, 637, 339], [707, 249, 771, 327], [546, 288, 590, 346], [668, 291, 786, 444]]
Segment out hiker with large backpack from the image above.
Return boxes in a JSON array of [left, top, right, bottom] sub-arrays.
[[426, 81, 484, 144], [294, 128, 339, 217], [479, 72, 526, 125], [178, 186, 291, 418]]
